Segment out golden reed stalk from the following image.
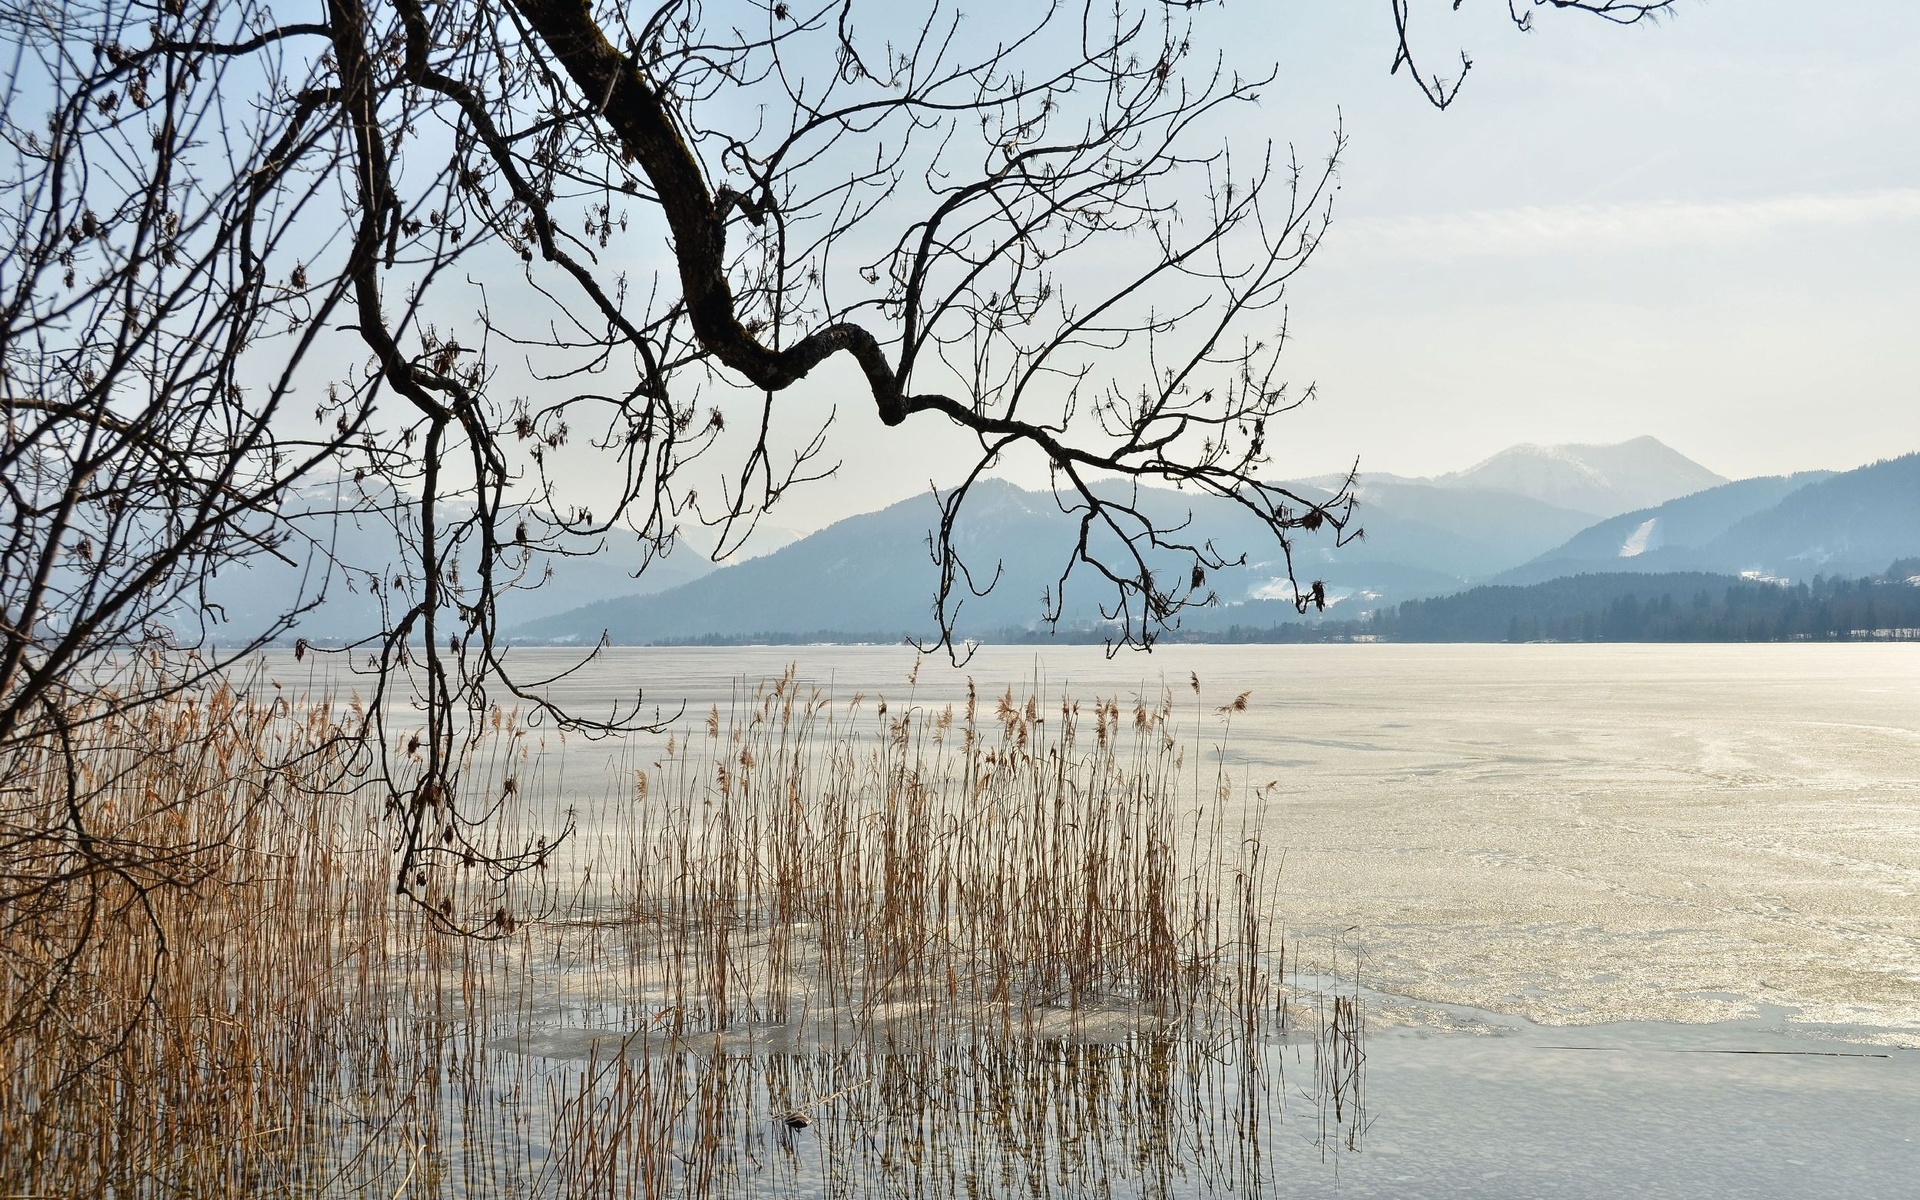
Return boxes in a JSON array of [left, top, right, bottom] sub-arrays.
[[2, 667, 1360, 1198]]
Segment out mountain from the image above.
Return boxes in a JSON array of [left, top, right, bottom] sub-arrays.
[[511, 476, 1600, 645], [1492, 470, 1834, 586], [497, 442, 1918, 647], [510, 439, 1724, 647], [1315, 479, 1597, 579], [1697, 453, 1920, 578], [512, 480, 1079, 643], [1428, 436, 1727, 517], [200, 480, 724, 644], [1498, 454, 1920, 586]]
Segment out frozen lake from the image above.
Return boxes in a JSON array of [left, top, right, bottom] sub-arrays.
[[492, 642, 1920, 1038], [275, 641, 1920, 1193]]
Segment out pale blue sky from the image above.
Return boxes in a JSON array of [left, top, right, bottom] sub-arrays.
[[749, 0, 1919, 531], [1255, 0, 1920, 481]]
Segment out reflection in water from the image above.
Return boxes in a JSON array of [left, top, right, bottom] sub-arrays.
[[548, 1030, 1309, 1199]]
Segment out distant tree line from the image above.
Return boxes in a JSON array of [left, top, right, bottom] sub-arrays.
[[1369, 566, 1920, 643], [994, 564, 1919, 645], [632, 564, 1920, 647]]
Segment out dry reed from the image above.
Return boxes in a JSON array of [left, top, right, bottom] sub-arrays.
[[1, 666, 1363, 1197]]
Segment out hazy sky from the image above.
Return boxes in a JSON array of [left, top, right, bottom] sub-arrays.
[[1258, 0, 1920, 482], [742, 0, 1919, 533]]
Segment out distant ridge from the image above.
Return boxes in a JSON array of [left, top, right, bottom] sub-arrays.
[[1430, 436, 1727, 517], [508, 474, 1603, 646], [1702, 452, 1920, 578], [1499, 453, 1920, 585], [1494, 470, 1833, 586], [510, 480, 1074, 645], [202, 479, 741, 644], [506, 441, 1918, 647]]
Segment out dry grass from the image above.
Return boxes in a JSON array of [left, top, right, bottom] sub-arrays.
[[1, 667, 1363, 1197], [1, 684, 375, 1194]]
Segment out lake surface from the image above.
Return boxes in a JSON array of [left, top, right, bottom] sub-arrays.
[[498, 642, 1920, 1037], [277, 641, 1920, 1194]]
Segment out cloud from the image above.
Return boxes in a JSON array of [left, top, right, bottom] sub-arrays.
[[1330, 189, 1920, 262]]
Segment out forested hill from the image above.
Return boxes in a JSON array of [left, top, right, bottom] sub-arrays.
[[1372, 564, 1920, 643]]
